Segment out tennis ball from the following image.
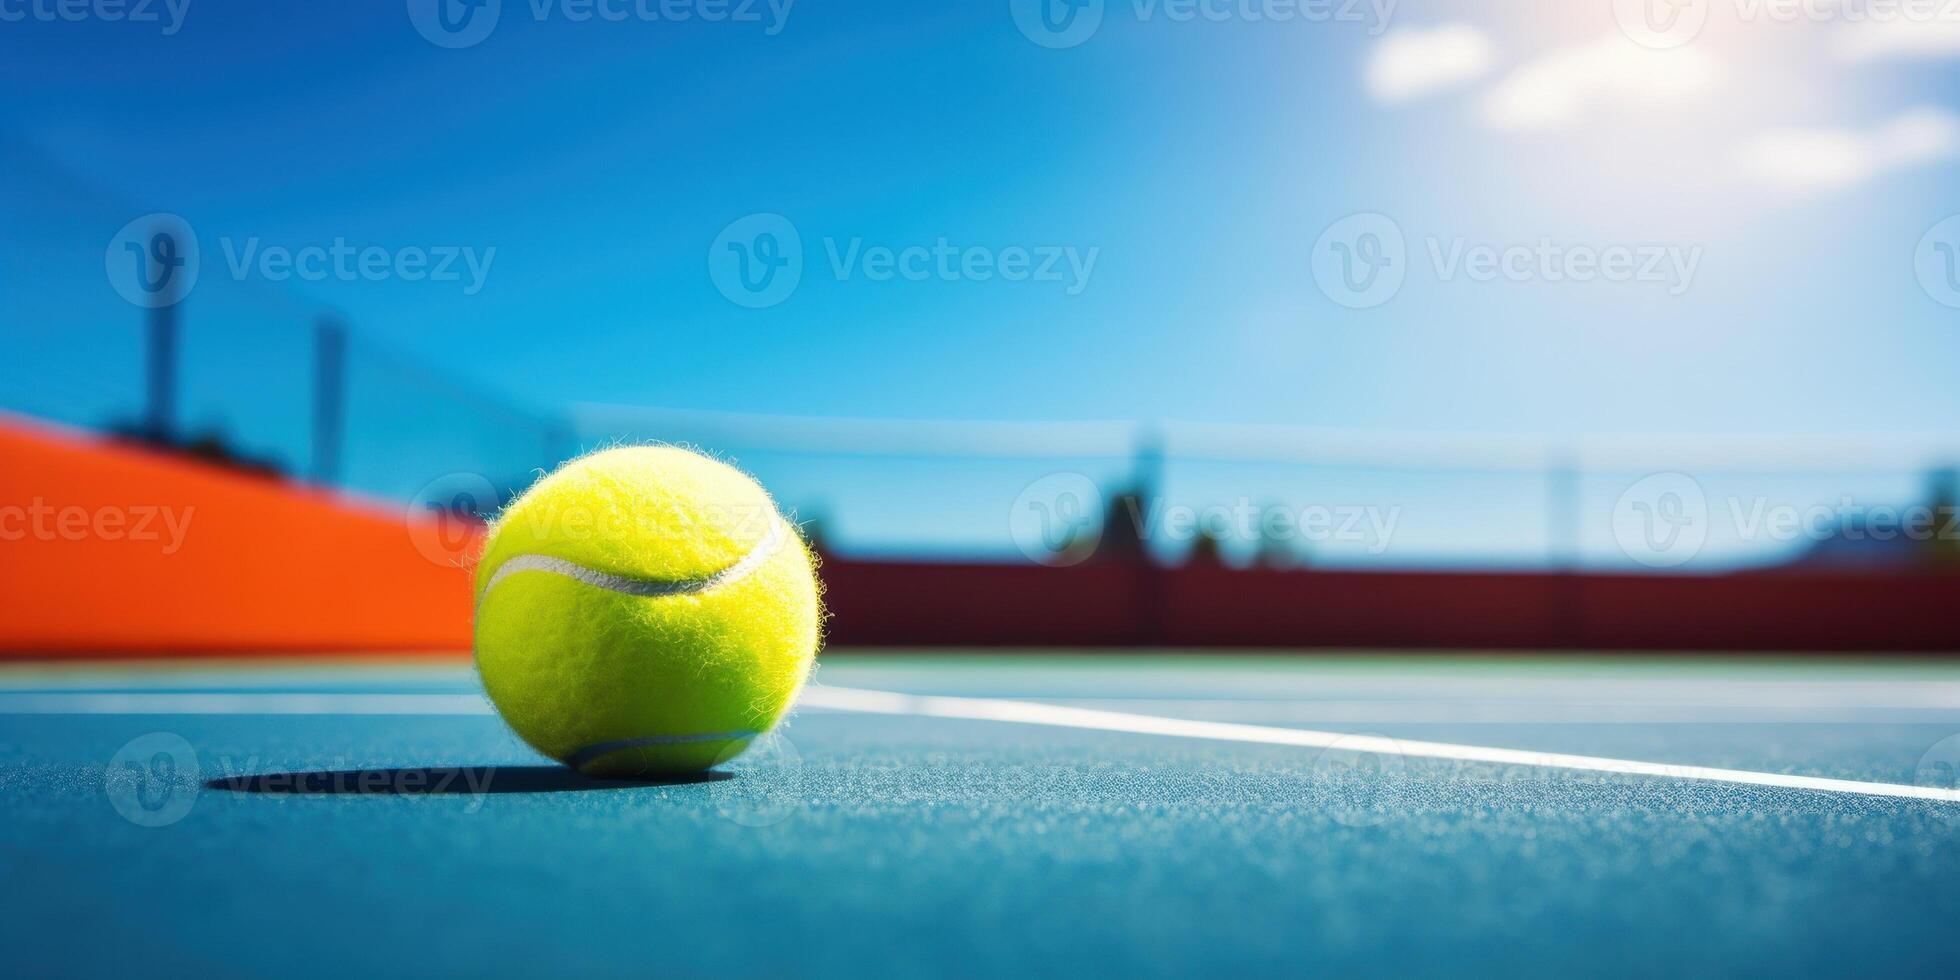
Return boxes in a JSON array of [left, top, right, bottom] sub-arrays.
[[472, 446, 821, 778]]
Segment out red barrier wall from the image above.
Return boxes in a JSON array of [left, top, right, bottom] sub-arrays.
[[4, 416, 1957, 656], [821, 561, 1960, 652], [0, 418, 477, 654]]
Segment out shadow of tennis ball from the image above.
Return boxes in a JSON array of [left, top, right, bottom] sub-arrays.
[[712, 730, 805, 829], [1914, 733, 1960, 821], [1310, 733, 1411, 828], [104, 732, 201, 828]]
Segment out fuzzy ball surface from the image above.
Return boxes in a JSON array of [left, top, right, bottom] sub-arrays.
[[472, 446, 822, 777]]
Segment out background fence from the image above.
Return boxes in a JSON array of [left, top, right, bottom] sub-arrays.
[[4, 134, 1956, 575]]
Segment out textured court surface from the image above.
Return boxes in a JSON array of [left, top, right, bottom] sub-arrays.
[[3, 654, 1959, 976]]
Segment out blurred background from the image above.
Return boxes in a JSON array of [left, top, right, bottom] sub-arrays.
[[3, 0, 1959, 652]]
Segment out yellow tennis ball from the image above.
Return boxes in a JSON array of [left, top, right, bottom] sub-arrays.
[[472, 446, 822, 778]]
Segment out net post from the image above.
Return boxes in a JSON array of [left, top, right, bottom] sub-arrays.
[[311, 315, 347, 485]]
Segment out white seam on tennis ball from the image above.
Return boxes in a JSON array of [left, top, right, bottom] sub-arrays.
[[565, 730, 760, 771], [477, 516, 789, 603]]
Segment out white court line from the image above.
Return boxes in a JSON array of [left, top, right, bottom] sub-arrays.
[[1, 691, 1951, 725], [800, 686, 1960, 805], [4, 691, 1954, 725], [5, 686, 1956, 804], [955, 700, 1960, 725]]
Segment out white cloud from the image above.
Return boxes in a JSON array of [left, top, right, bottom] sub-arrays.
[[1835, 18, 1960, 63], [1731, 106, 1960, 193], [1365, 24, 1496, 103], [1479, 33, 1720, 131]]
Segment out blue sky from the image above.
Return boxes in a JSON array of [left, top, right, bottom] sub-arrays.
[[5, 0, 1959, 432], [3, 1, 1960, 563]]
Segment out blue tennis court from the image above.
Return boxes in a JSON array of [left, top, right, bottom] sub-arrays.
[[7, 654, 1957, 976]]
